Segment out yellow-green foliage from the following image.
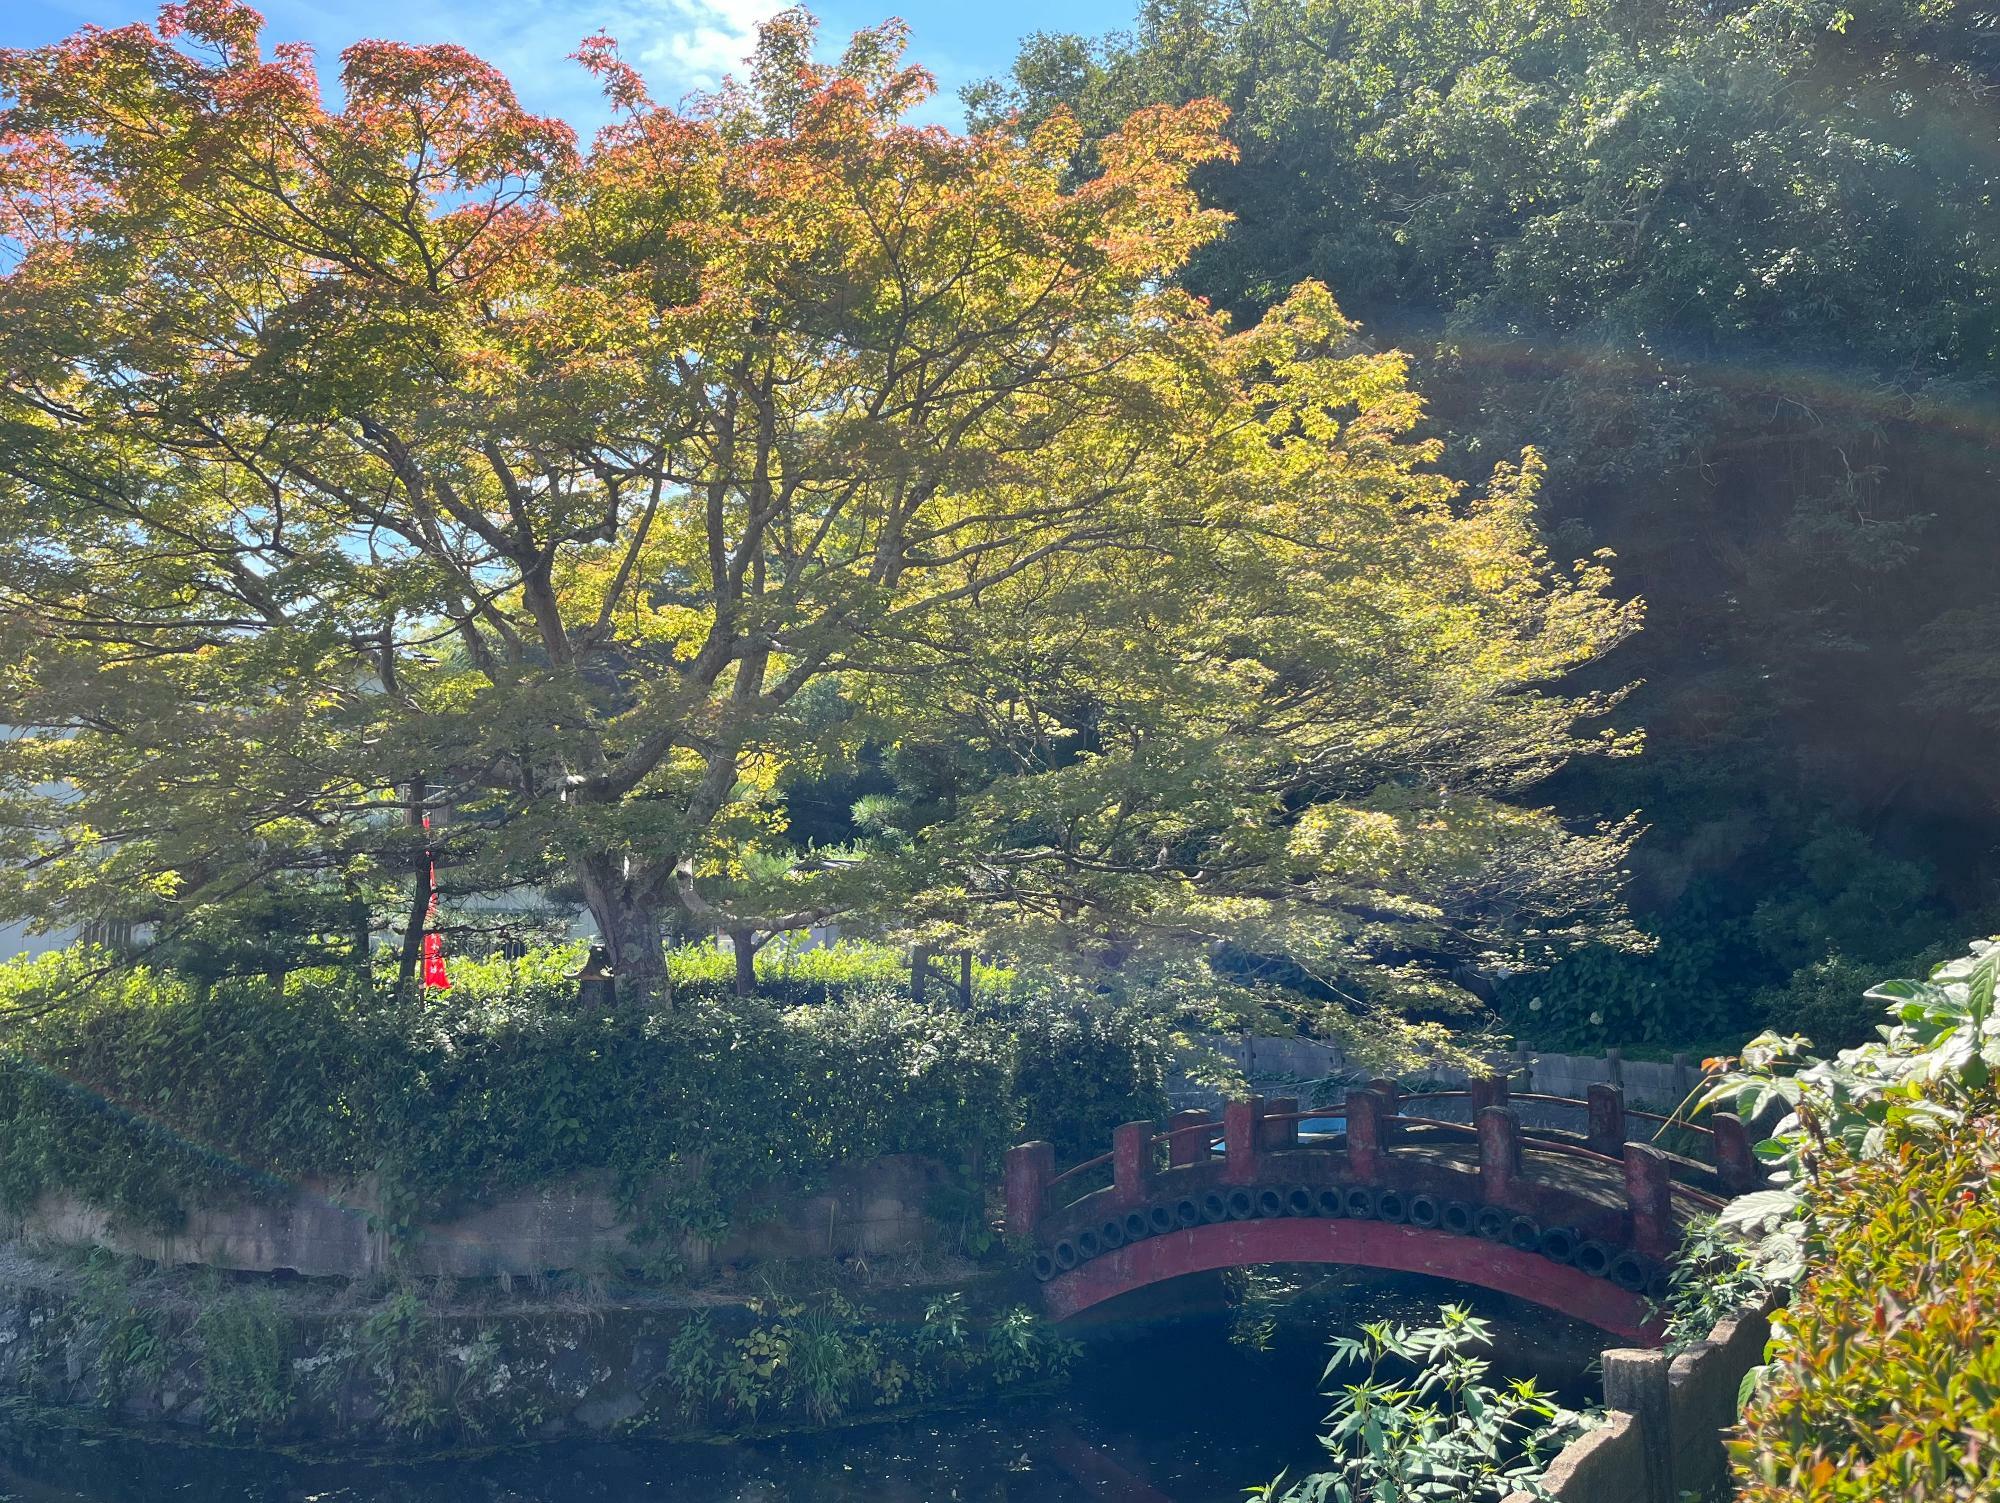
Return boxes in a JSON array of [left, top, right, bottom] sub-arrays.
[[0, 7, 1639, 1015], [1732, 1109, 2000, 1503]]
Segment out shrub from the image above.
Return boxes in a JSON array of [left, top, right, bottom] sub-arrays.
[[192, 1287, 293, 1437], [1495, 827, 1967, 1051], [1702, 938, 2000, 1280], [1004, 1000, 1173, 1162], [367, 984, 1020, 1225], [1497, 921, 1744, 1049], [663, 940, 1015, 1009], [1752, 953, 1894, 1053], [1730, 1112, 2000, 1502], [1652, 1216, 1770, 1355], [1249, 1304, 1595, 1503], [0, 951, 381, 1226], [0, 942, 1168, 1253], [405, 937, 1013, 1015], [1695, 938, 2000, 1499]]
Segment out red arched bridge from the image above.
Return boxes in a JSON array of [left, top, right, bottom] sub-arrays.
[[1004, 1077, 1760, 1345]]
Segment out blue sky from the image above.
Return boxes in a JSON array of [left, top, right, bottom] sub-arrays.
[[1, 1, 1131, 130]]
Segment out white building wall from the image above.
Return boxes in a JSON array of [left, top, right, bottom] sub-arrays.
[[0, 917, 81, 963], [1, 724, 81, 963], [715, 924, 841, 957]]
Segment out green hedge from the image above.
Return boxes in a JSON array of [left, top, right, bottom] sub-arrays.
[[1732, 1108, 2000, 1502], [0, 945, 1169, 1251]]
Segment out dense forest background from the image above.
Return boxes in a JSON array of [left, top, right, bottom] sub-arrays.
[[964, 0, 2000, 1048]]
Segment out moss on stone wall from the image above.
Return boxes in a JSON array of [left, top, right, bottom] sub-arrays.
[[0, 1249, 1077, 1451]]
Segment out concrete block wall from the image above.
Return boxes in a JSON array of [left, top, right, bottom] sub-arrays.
[[1504, 1298, 1775, 1503]]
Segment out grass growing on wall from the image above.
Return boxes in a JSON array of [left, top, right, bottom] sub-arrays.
[[15, 1253, 1080, 1447]]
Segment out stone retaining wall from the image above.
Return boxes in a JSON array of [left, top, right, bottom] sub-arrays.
[[0, 1155, 948, 1280], [0, 1259, 1034, 1448], [1504, 1298, 1775, 1503]]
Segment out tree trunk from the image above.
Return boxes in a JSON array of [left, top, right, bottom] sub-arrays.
[[730, 928, 758, 997], [395, 856, 431, 998], [395, 779, 429, 996], [395, 871, 428, 996], [343, 874, 374, 986], [579, 856, 671, 1010], [601, 900, 668, 1009]]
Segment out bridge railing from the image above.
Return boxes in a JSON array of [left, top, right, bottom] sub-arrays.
[[1006, 1075, 1755, 1259]]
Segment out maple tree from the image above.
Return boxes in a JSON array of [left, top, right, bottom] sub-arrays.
[[979, 0, 2000, 1043], [0, 3, 1636, 1009]]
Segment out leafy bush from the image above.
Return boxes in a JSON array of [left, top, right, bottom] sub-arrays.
[[1752, 953, 1895, 1053], [1496, 880, 1754, 1047], [1702, 938, 2000, 1279], [1497, 829, 1966, 1051], [0, 943, 1168, 1252], [611, 1287, 1073, 1433], [1730, 1112, 2000, 1502], [302, 1288, 511, 1440], [192, 1288, 293, 1437], [1651, 1216, 1771, 1356], [1500, 932, 1740, 1049], [1745, 826, 1946, 988], [401, 937, 1011, 1014], [0, 952, 381, 1226], [662, 940, 1015, 1009], [1693, 938, 2000, 1499], [1250, 1304, 1595, 1503], [1003, 1000, 1173, 1162]]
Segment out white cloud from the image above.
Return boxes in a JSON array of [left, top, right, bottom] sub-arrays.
[[260, 0, 782, 129], [637, 0, 781, 88]]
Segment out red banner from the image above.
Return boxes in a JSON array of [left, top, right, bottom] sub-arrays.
[[421, 815, 449, 991]]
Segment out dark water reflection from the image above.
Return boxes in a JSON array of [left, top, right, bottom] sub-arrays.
[[0, 1270, 1602, 1503]]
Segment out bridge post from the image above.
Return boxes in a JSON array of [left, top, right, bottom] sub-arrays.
[[1224, 1097, 1263, 1184], [1710, 1111, 1759, 1195], [1476, 1106, 1521, 1204], [1602, 1349, 1675, 1503], [1623, 1142, 1675, 1259], [1004, 1141, 1054, 1240], [1262, 1096, 1299, 1150], [1366, 1079, 1400, 1144], [1345, 1090, 1384, 1183], [1167, 1108, 1210, 1168], [1112, 1121, 1155, 1207], [1587, 1083, 1627, 1156], [1468, 1072, 1509, 1112]]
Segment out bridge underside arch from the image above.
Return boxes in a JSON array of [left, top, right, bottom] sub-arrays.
[[1043, 1218, 1661, 1343]]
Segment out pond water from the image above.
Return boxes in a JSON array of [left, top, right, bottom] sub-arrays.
[[0, 1270, 1603, 1503]]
